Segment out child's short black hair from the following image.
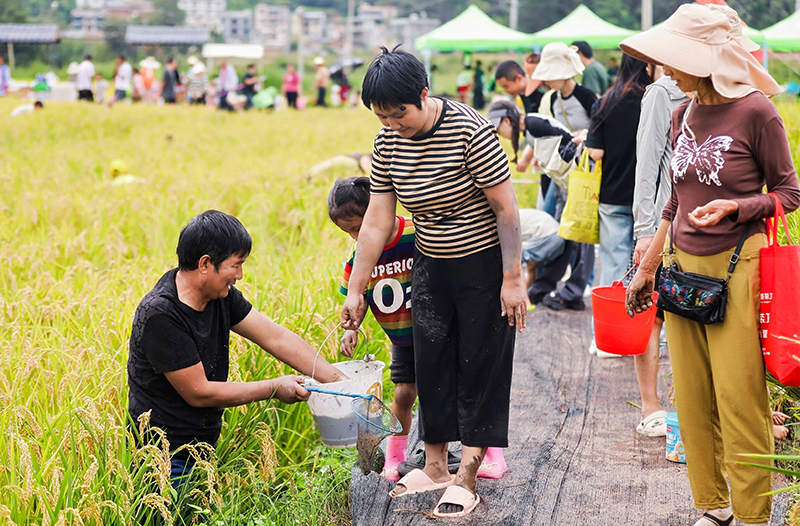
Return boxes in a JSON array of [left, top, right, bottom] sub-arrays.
[[495, 60, 525, 81], [176, 210, 252, 271], [328, 177, 371, 223], [34, 101, 43, 109], [361, 46, 428, 110]]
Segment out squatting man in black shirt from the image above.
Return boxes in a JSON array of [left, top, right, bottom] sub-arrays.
[[127, 210, 346, 480]]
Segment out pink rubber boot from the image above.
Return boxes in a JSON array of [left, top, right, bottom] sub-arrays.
[[381, 434, 407, 482], [477, 447, 508, 479]]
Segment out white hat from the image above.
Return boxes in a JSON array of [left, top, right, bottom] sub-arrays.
[[313, 56, 325, 66], [139, 56, 162, 70], [66, 62, 80, 75], [531, 42, 585, 82], [187, 55, 199, 66]]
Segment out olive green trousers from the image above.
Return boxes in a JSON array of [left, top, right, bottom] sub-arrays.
[[664, 234, 773, 524]]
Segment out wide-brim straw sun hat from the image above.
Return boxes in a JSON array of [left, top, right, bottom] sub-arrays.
[[619, 4, 780, 99], [531, 42, 584, 82], [313, 56, 325, 66], [187, 55, 199, 66]]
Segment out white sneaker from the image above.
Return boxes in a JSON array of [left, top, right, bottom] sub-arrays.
[[588, 339, 598, 355]]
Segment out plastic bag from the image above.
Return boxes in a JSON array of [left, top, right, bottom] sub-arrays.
[[557, 149, 601, 244], [761, 194, 800, 385]]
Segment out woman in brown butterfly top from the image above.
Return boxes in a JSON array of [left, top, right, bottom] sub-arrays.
[[622, 5, 800, 526]]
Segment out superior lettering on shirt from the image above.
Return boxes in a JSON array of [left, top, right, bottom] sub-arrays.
[[371, 257, 412, 278]]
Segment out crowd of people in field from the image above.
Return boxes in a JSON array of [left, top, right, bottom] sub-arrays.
[[0, 52, 361, 112], [115, 3, 800, 525]]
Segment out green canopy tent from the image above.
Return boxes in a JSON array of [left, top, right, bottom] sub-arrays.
[[414, 5, 536, 52], [531, 5, 636, 49], [763, 9, 800, 52]]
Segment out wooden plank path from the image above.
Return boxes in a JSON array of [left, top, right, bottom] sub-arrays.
[[350, 306, 789, 525]]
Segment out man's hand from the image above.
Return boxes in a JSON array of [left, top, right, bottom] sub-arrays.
[[272, 375, 310, 404], [633, 236, 653, 266], [500, 277, 527, 332], [515, 160, 531, 173], [687, 199, 738, 229], [340, 329, 358, 358], [341, 292, 367, 331]]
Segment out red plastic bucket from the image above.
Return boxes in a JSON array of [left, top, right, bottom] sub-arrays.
[[591, 283, 658, 355]]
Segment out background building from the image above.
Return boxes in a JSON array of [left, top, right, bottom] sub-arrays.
[[351, 3, 397, 51], [177, 0, 227, 32], [254, 3, 291, 53], [220, 9, 253, 43], [67, 0, 153, 40], [389, 12, 440, 53]]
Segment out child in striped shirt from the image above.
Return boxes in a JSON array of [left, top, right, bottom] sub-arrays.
[[329, 177, 416, 482]]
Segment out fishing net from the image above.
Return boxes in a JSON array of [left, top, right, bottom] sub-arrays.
[[351, 396, 402, 475]]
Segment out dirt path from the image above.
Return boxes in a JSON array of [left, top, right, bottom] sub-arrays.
[[349, 306, 789, 525]]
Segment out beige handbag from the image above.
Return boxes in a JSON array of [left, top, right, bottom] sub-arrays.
[[532, 136, 576, 191]]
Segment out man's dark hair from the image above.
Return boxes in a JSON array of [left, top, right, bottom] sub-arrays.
[[85, 54, 92, 61], [118, 54, 126, 60], [176, 210, 252, 271], [495, 60, 524, 81], [361, 46, 428, 110], [248, 63, 256, 69], [34, 101, 43, 109], [571, 41, 593, 58], [167, 56, 175, 64]]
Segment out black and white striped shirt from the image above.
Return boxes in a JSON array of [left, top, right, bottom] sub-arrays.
[[371, 98, 511, 258]]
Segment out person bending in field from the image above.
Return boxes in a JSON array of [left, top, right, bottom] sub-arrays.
[[329, 177, 510, 482], [127, 210, 346, 484]]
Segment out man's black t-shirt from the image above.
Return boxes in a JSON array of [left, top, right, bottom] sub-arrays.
[[585, 92, 643, 206], [242, 72, 256, 96], [127, 268, 252, 452], [519, 88, 545, 114]]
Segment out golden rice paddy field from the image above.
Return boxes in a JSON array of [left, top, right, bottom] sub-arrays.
[[0, 97, 797, 525]]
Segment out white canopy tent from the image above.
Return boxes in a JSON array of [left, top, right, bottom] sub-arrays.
[[201, 43, 265, 71]]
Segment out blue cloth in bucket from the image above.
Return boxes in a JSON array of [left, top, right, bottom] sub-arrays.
[[665, 412, 685, 463]]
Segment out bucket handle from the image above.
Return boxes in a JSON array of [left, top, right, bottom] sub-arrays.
[[304, 385, 373, 400], [612, 265, 637, 287], [310, 322, 370, 381]]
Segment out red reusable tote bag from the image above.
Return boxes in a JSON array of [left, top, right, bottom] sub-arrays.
[[761, 194, 800, 386]]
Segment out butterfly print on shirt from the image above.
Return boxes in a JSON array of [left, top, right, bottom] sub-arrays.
[[671, 134, 733, 187]]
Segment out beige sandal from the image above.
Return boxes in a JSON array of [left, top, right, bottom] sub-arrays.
[[389, 469, 455, 498], [433, 485, 481, 518]]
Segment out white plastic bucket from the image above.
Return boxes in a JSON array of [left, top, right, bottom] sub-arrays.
[[307, 360, 384, 448]]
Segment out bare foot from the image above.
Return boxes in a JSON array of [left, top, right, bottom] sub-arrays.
[[774, 424, 789, 441], [438, 450, 482, 514]]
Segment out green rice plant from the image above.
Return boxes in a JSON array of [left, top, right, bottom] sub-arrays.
[[0, 98, 387, 525]]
